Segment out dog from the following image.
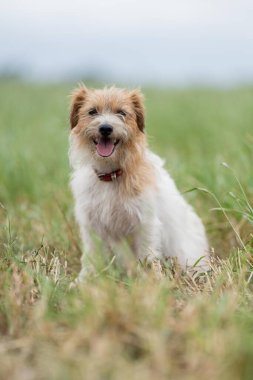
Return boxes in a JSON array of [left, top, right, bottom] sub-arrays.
[[69, 85, 209, 282]]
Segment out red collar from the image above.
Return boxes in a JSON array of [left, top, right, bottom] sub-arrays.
[[96, 169, 123, 182]]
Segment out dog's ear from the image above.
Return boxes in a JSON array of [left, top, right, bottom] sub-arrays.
[[70, 86, 87, 129], [130, 89, 145, 132]]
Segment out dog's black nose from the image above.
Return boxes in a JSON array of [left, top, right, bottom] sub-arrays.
[[99, 124, 113, 137]]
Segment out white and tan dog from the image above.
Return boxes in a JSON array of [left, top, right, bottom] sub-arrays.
[[69, 85, 209, 281]]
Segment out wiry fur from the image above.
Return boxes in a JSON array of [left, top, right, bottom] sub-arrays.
[[69, 85, 209, 281]]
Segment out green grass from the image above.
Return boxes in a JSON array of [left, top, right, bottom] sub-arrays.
[[0, 78, 253, 379]]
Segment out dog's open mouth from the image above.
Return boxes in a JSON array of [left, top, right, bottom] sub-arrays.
[[93, 137, 119, 157]]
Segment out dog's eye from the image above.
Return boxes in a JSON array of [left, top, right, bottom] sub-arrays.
[[88, 108, 98, 116], [117, 110, 127, 117]]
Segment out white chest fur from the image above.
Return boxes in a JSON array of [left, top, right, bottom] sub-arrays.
[[71, 168, 148, 241]]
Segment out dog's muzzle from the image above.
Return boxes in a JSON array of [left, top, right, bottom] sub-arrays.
[[93, 124, 119, 158]]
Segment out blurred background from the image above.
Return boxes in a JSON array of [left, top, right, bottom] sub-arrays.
[[1, 0, 253, 86]]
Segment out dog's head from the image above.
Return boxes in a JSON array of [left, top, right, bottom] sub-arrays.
[[69, 86, 145, 165]]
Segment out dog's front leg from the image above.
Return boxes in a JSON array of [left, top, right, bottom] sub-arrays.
[[131, 221, 163, 278], [74, 225, 95, 284]]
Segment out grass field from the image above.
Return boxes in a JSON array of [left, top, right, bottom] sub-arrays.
[[0, 78, 253, 379]]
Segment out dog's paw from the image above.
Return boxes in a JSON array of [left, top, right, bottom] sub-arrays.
[[69, 267, 93, 289], [68, 275, 87, 290], [69, 279, 79, 290], [150, 259, 164, 279]]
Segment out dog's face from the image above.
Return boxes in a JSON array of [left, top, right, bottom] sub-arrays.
[[70, 86, 145, 162]]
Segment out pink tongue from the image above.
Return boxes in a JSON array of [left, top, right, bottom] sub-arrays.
[[96, 140, 114, 157]]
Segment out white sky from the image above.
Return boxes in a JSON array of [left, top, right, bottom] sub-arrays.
[[1, 0, 253, 85]]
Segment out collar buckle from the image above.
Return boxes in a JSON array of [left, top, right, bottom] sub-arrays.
[[111, 172, 117, 181]]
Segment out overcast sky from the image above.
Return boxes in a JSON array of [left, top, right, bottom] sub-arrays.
[[1, 0, 253, 85]]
